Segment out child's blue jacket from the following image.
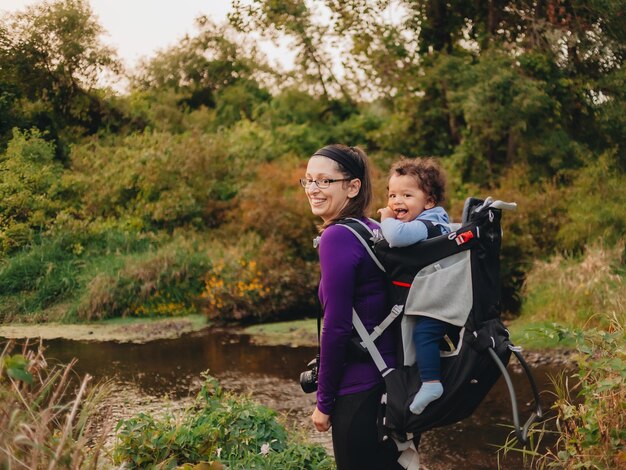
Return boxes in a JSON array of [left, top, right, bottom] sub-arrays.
[[380, 206, 450, 248]]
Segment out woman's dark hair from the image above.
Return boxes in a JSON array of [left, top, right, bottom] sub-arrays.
[[389, 157, 446, 206], [315, 144, 373, 229]]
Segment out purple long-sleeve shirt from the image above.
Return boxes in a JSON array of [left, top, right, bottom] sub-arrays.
[[316, 219, 397, 415]]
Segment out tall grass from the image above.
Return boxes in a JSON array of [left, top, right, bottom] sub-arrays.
[[499, 319, 626, 468], [520, 241, 625, 329], [73, 234, 211, 321], [0, 339, 112, 469], [0, 222, 154, 322]]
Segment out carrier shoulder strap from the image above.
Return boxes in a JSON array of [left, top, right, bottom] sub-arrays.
[[334, 219, 402, 371], [335, 218, 385, 272], [351, 309, 392, 375], [418, 219, 442, 239]]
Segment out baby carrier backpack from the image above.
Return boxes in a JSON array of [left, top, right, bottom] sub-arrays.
[[336, 197, 543, 455]]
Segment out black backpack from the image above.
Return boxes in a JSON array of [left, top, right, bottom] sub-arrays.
[[336, 197, 542, 447]]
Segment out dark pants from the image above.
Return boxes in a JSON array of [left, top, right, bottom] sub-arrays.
[[413, 316, 448, 381], [331, 384, 403, 470]]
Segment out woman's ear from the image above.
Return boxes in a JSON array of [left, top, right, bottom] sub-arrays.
[[347, 178, 361, 199]]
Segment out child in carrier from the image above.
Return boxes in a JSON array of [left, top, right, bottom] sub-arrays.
[[378, 157, 451, 415]]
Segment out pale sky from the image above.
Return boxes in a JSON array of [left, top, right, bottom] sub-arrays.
[[1, 0, 293, 85]]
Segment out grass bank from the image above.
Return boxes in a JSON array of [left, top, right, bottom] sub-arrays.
[[0, 226, 317, 326], [0, 314, 210, 343], [241, 318, 319, 347]]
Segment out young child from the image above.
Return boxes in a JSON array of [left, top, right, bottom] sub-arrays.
[[378, 157, 451, 415]]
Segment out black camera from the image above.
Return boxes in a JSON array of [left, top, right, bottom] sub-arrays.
[[299, 356, 319, 394]]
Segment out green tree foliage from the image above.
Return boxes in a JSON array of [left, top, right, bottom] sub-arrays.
[[70, 131, 243, 229], [130, 17, 273, 132], [0, 0, 127, 153], [230, 0, 351, 101], [0, 129, 72, 254], [133, 17, 263, 94], [230, 0, 625, 179]]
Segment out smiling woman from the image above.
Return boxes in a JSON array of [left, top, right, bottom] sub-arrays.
[[302, 144, 403, 470], [303, 145, 372, 228], [303, 159, 358, 223]]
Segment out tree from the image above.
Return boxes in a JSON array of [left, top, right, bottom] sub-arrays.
[[0, 0, 124, 152], [133, 17, 270, 99], [229, 0, 352, 101]]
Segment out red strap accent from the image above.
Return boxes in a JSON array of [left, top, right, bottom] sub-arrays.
[[392, 280, 412, 288], [455, 230, 475, 245]]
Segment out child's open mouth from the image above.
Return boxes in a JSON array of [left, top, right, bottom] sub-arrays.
[[394, 209, 408, 218]]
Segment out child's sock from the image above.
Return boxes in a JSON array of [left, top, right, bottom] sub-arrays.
[[409, 381, 443, 415]]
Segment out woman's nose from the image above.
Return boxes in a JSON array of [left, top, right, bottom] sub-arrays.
[[307, 184, 320, 195]]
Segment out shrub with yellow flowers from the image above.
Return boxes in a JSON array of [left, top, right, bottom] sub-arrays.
[[201, 259, 270, 321], [200, 235, 318, 322]]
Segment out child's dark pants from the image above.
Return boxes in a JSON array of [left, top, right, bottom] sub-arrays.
[[413, 316, 448, 381]]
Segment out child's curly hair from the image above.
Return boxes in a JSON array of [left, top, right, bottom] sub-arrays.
[[389, 157, 447, 206]]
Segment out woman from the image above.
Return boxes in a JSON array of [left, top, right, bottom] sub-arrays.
[[302, 144, 401, 469]]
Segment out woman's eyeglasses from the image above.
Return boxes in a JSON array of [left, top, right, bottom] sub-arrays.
[[299, 178, 352, 189]]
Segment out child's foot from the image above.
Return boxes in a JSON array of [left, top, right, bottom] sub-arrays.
[[409, 382, 443, 415]]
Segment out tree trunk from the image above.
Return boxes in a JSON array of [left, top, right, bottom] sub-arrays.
[[506, 129, 516, 165], [427, 0, 452, 53], [440, 80, 460, 145]]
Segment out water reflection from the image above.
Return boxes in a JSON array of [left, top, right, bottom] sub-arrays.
[[40, 329, 315, 396]]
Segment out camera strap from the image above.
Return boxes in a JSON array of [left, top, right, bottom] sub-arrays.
[[315, 287, 322, 364]]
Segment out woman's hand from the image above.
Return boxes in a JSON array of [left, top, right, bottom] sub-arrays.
[[311, 406, 331, 432], [378, 206, 395, 221]]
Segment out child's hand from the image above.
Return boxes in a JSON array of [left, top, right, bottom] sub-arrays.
[[378, 207, 395, 221]]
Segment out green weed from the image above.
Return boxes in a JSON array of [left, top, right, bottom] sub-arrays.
[[113, 373, 334, 469]]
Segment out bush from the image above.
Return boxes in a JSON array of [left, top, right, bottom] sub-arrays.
[[74, 233, 210, 321], [70, 130, 245, 230], [235, 158, 318, 254], [200, 233, 318, 322], [488, 152, 625, 313], [113, 374, 334, 469], [72, 229, 317, 323], [0, 219, 154, 322], [557, 151, 626, 253], [476, 164, 568, 312], [0, 129, 72, 254]]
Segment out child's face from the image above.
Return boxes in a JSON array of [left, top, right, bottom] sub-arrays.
[[387, 174, 434, 222]]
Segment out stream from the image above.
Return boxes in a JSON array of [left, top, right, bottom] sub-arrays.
[[33, 328, 565, 469]]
